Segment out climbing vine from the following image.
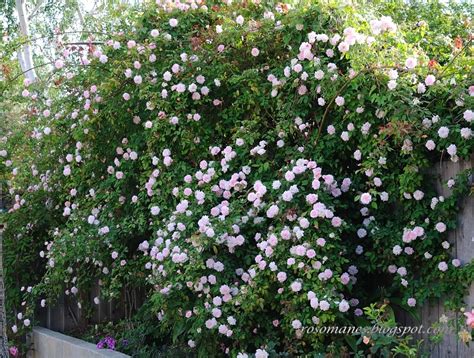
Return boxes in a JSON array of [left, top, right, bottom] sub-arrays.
[[1, 1, 473, 356]]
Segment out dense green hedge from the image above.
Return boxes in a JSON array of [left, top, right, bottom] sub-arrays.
[[1, 1, 473, 356]]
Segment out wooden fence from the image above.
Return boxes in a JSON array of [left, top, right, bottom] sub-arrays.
[[36, 157, 474, 356], [398, 155, 474, 357], [37, 282, 145, 334]]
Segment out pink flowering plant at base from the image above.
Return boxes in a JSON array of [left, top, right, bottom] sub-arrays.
[[1, 0, 474, 356]]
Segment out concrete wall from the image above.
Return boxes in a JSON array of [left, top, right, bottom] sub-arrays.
[[28, 327, 130, 358]]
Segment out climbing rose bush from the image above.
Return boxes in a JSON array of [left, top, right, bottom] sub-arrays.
[[1, 0, 473, 356]]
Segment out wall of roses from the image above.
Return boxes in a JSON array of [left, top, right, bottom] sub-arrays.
[[1, 0, 473, 356]]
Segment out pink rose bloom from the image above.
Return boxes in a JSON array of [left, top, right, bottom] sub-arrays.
[[316, 238, 326, 247], [335, 96, 345, 106], [340, 273, 350, 285], [306, 249, 316, 258], [464, 110, 473, 122], [266, 205, 279, 218], [327, 125, 336, 134], [405, 57, 417, 69], [268, 235, 278, 246], [9, 347, 19, 357], [435, 222, 446, 233], [438, 126, 449, 138], [205, 318, 217, 329], [447, 144, 457, 156], [133, 75, 142, 84], [291, 319, 302, 329], [169, 18, 178, 27], [331, 216, 342, 227], [425, 140, 436, 150], [360, 192, 372, 205], [319, 300, 330, 311], [339, 300, 350, 312], [413, 226, 424, 237], [54, 59, 64, 69], [388, 265, 397, 273], [438, 261, 448, 271], [295, 245, 306, 256], [338, 41, 349, 53], [413, 190, 424, 200], [277, 272, 287, 282], [281, 229, 291, 240], [464, 309, 474, 328], [63, 166, 71, 176], [290, 281, 302, 292], [425, 74, 436, 86], [407, 298, 417, 307], [298, 85, 308, 95], [212, 308, 222, 318]]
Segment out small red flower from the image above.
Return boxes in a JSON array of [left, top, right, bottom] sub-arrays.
[[428, 59, 438, 69]]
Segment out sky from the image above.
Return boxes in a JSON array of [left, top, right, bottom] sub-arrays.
[[83, 0, 97, 12]]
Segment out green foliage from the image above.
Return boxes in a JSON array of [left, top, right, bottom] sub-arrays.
[[1, 0, 473, 357]]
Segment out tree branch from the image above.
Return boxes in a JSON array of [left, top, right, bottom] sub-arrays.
[[16, 0, 37, 82], [64, 42, 104, 46], [12, 31, 110, 51], [76, 1, 85, 28], [10, 61, 52, 82], [27, 0, 45, 20]]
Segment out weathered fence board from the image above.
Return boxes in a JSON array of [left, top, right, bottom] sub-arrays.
[[37, 283, 145, 336], [399, 156, 474, 357]]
